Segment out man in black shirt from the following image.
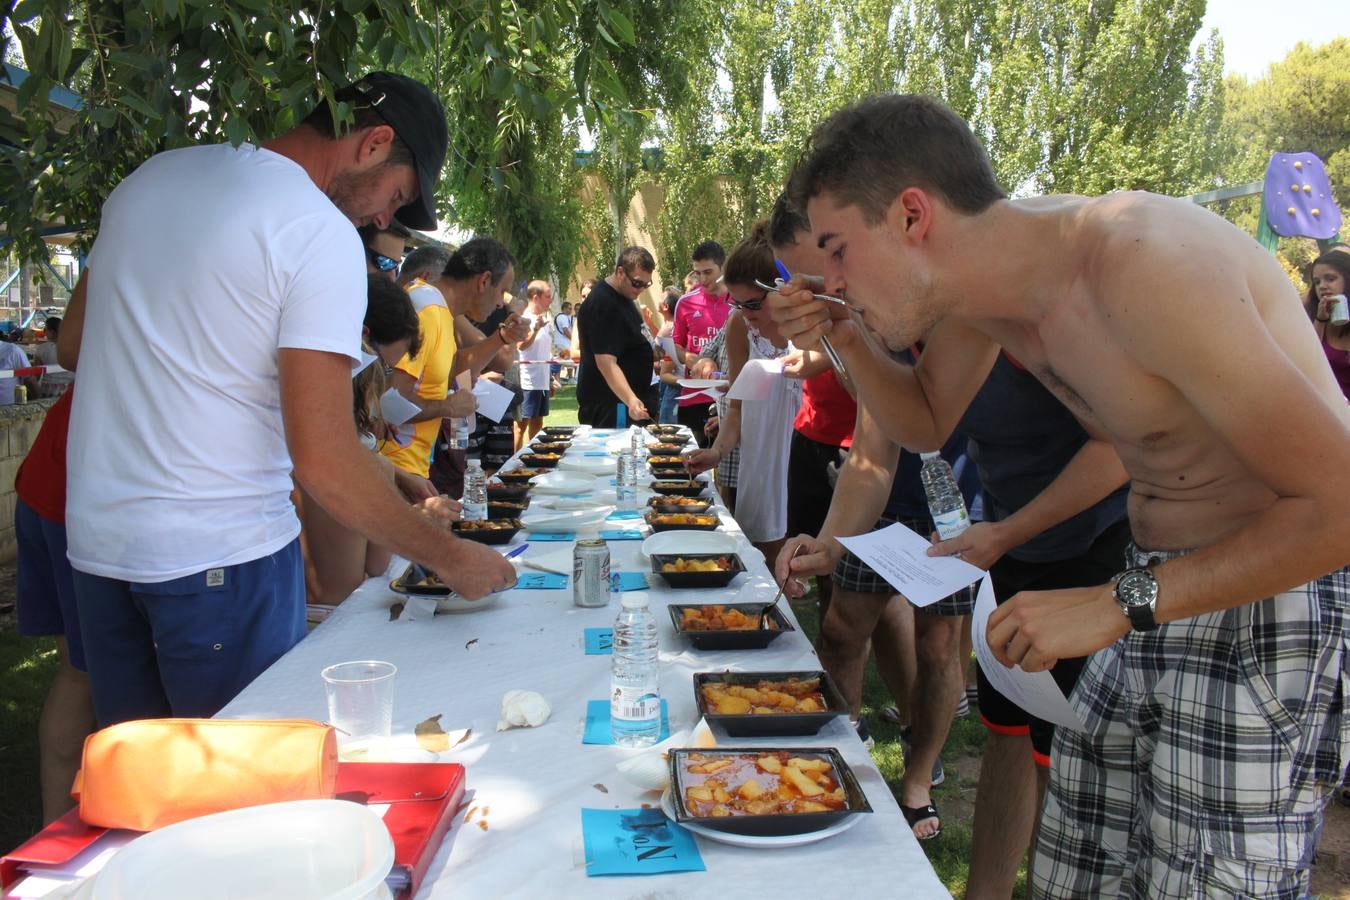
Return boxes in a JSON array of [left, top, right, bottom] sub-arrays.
[[576, 247, 659, 426]]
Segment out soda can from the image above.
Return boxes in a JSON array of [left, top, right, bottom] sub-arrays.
[[1330, 294, 1349, 327], [573, 539, 611, 607], [14, 384, 27, 404]]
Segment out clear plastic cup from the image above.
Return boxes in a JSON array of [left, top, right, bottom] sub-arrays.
[[321, 660, 396, 747]]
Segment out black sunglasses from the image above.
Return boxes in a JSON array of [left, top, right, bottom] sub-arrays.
[[367, 248, 400, 272], [624, 270, 652, 291], [728, 291, 768, 311]]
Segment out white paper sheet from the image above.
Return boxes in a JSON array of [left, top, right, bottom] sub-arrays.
[[970, 575, 1085, 730], [352, 350, 380, 378], [472, 378, 515, 423], [836, 522, 984, 607], [378, 387, 422, 427], [725, 357, 785, 402]]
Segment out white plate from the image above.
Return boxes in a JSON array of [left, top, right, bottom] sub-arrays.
[[659, 790, 864, 848], [558, 455, 617, 475], [529, 470, 596, 494], [641, 530, 738, 559], [677, 378, 730, 390], [520, 505, 616, 531], [436, 593, 500, 614]]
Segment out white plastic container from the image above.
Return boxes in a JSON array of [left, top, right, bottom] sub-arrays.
[[91, 799, 394, 899]]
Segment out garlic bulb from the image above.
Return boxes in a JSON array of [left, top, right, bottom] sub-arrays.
[[497, 690, 552, 731]]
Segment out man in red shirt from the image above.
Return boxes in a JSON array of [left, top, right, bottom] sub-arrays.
[[672, 240, 733, 446]]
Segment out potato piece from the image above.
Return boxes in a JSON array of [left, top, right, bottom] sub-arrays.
[[686, 786, 713, 802], [788, 757, 831, 773], [709, 805, 731, 817], [701, 758, 733, 773], [796, 697, 821, 712], [738, 779, 765, 800], [712, 786, 731, 804], [756, 756, 782, 773], [782, 765, 825, 797], [798, 800, 831, 813], [752, 706, 774, 715], [714, 695, 752, 715]]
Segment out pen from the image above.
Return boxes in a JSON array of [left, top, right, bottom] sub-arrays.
[[504, 544, 529, 559]]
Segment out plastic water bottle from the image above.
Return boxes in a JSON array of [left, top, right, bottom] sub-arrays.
[[611, 594, 661, 747], [447, 413, 470, 449], [461, 460, 488, 521], [919, 452, 970, 540], [630, 425, 645, 456], [616, 448, 638, 510]]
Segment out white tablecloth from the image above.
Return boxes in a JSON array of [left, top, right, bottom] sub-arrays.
[[219, 428, 949, 899]]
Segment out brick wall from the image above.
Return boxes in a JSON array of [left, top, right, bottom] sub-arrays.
[[0, 399, 55, 563]]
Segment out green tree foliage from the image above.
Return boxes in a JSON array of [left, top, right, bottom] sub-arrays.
[[0, 0, 683, 276]]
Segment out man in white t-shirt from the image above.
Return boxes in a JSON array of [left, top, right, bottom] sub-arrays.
[[514, 280, 555, 448], [56, 72, 516, 727], [0, 338, 35, 404]]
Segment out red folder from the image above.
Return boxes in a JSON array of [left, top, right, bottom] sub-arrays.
[[2, 762, 465, 898]]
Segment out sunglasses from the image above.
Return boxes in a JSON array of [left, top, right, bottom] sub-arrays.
[[729, 291, 768, 311], [367, 249, 400, 272], [624, 271, 652, 291]]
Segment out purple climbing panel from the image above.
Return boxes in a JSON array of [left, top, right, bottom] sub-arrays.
[[1263, 152, 1341, 239]]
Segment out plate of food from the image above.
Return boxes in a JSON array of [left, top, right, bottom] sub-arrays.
[[647, 495, 714, 516], [644, 512, 721, 533], [518, 452, 562, 469], [528, 470, 596, 494], [657, 787, 862, 849], [648, 442, 688, 455], [541, 425, 580, 438], [651, 479, 708, 498], [693, 671, 848, 737], [650, 553, 744, 588], [665, 748, 872, 837], [495, 467, 549, 485], [646, 424, 685, 437], [450, 518, 523, 545], [668, 603, 794, 650], [486, 498, 530, 520], [641, 530, 737, 558], [486, 481, 531, 500], [388, 563, 502, 613], [529, 441, 570, 455]]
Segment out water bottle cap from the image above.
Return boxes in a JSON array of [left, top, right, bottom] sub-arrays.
[[919, 452, 940, 461], [620, 593, 648, 609]]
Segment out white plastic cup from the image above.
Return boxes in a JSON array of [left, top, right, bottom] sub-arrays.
[[1330, 294, 1349, 327], [322, 660, 397, 746]]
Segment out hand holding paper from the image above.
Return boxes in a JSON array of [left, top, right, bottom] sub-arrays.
[[471, 378, 515, 423], [836, 522, 984, 607]]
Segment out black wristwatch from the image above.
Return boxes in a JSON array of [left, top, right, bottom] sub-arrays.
[[1113, 567, 1160, 632]]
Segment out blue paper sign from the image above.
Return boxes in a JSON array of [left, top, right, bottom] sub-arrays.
[[581, 808, 705, 877], [606, 510, 642, 520], [515, 572, 569, 590], [610, 572, 649, 592], [584, 451, 611, 457], [527, 531, 576, 542], [598, 530, 644, 541], [583, 699, 671, 745], [584, 627, 614, 655], [591, 430, 613, 438]]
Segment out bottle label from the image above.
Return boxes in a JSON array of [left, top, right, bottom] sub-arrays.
[[462, 501, 487, 521], [932, 507, 969, 541], [611, 691, 660, 723]]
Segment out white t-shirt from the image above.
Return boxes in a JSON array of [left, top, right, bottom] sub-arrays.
[[0, 342, 29, 404], [519, 312, 553, 390], [552, 312, 572, 344], [67, 144, 365, 582]]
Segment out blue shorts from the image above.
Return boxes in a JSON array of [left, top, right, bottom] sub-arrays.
[[520, 389, 550, 419], [15, 498, 85, 671], [72, 539, 306, 726]]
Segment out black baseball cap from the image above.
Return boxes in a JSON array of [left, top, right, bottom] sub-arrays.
[[336, 72, 448, 231]]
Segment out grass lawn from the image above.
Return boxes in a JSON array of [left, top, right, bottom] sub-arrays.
[[0, 629, 58, 852]]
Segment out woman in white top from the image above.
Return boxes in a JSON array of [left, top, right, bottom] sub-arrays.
[[686, 223, 802, 562]]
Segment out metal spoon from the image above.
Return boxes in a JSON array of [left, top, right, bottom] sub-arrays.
[[760, 544, 806, 629]]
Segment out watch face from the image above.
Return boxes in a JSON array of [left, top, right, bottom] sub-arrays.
[[1117, 571, 1156, 608]]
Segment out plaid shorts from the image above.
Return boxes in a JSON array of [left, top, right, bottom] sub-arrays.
[[832, 515, 976, 616], [1033, 550, 1349, 899]]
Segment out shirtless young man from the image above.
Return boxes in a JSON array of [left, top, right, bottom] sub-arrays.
[[771, 94, 1350, 897]]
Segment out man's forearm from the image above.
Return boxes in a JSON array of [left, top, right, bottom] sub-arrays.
[[817, 408, 899, 549], [595, 354, 638, 405], [674, 343, 688, 366], [456, 329, 508, 376]]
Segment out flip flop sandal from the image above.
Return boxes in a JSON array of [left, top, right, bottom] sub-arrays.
[[901, 802, 942, 841]]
